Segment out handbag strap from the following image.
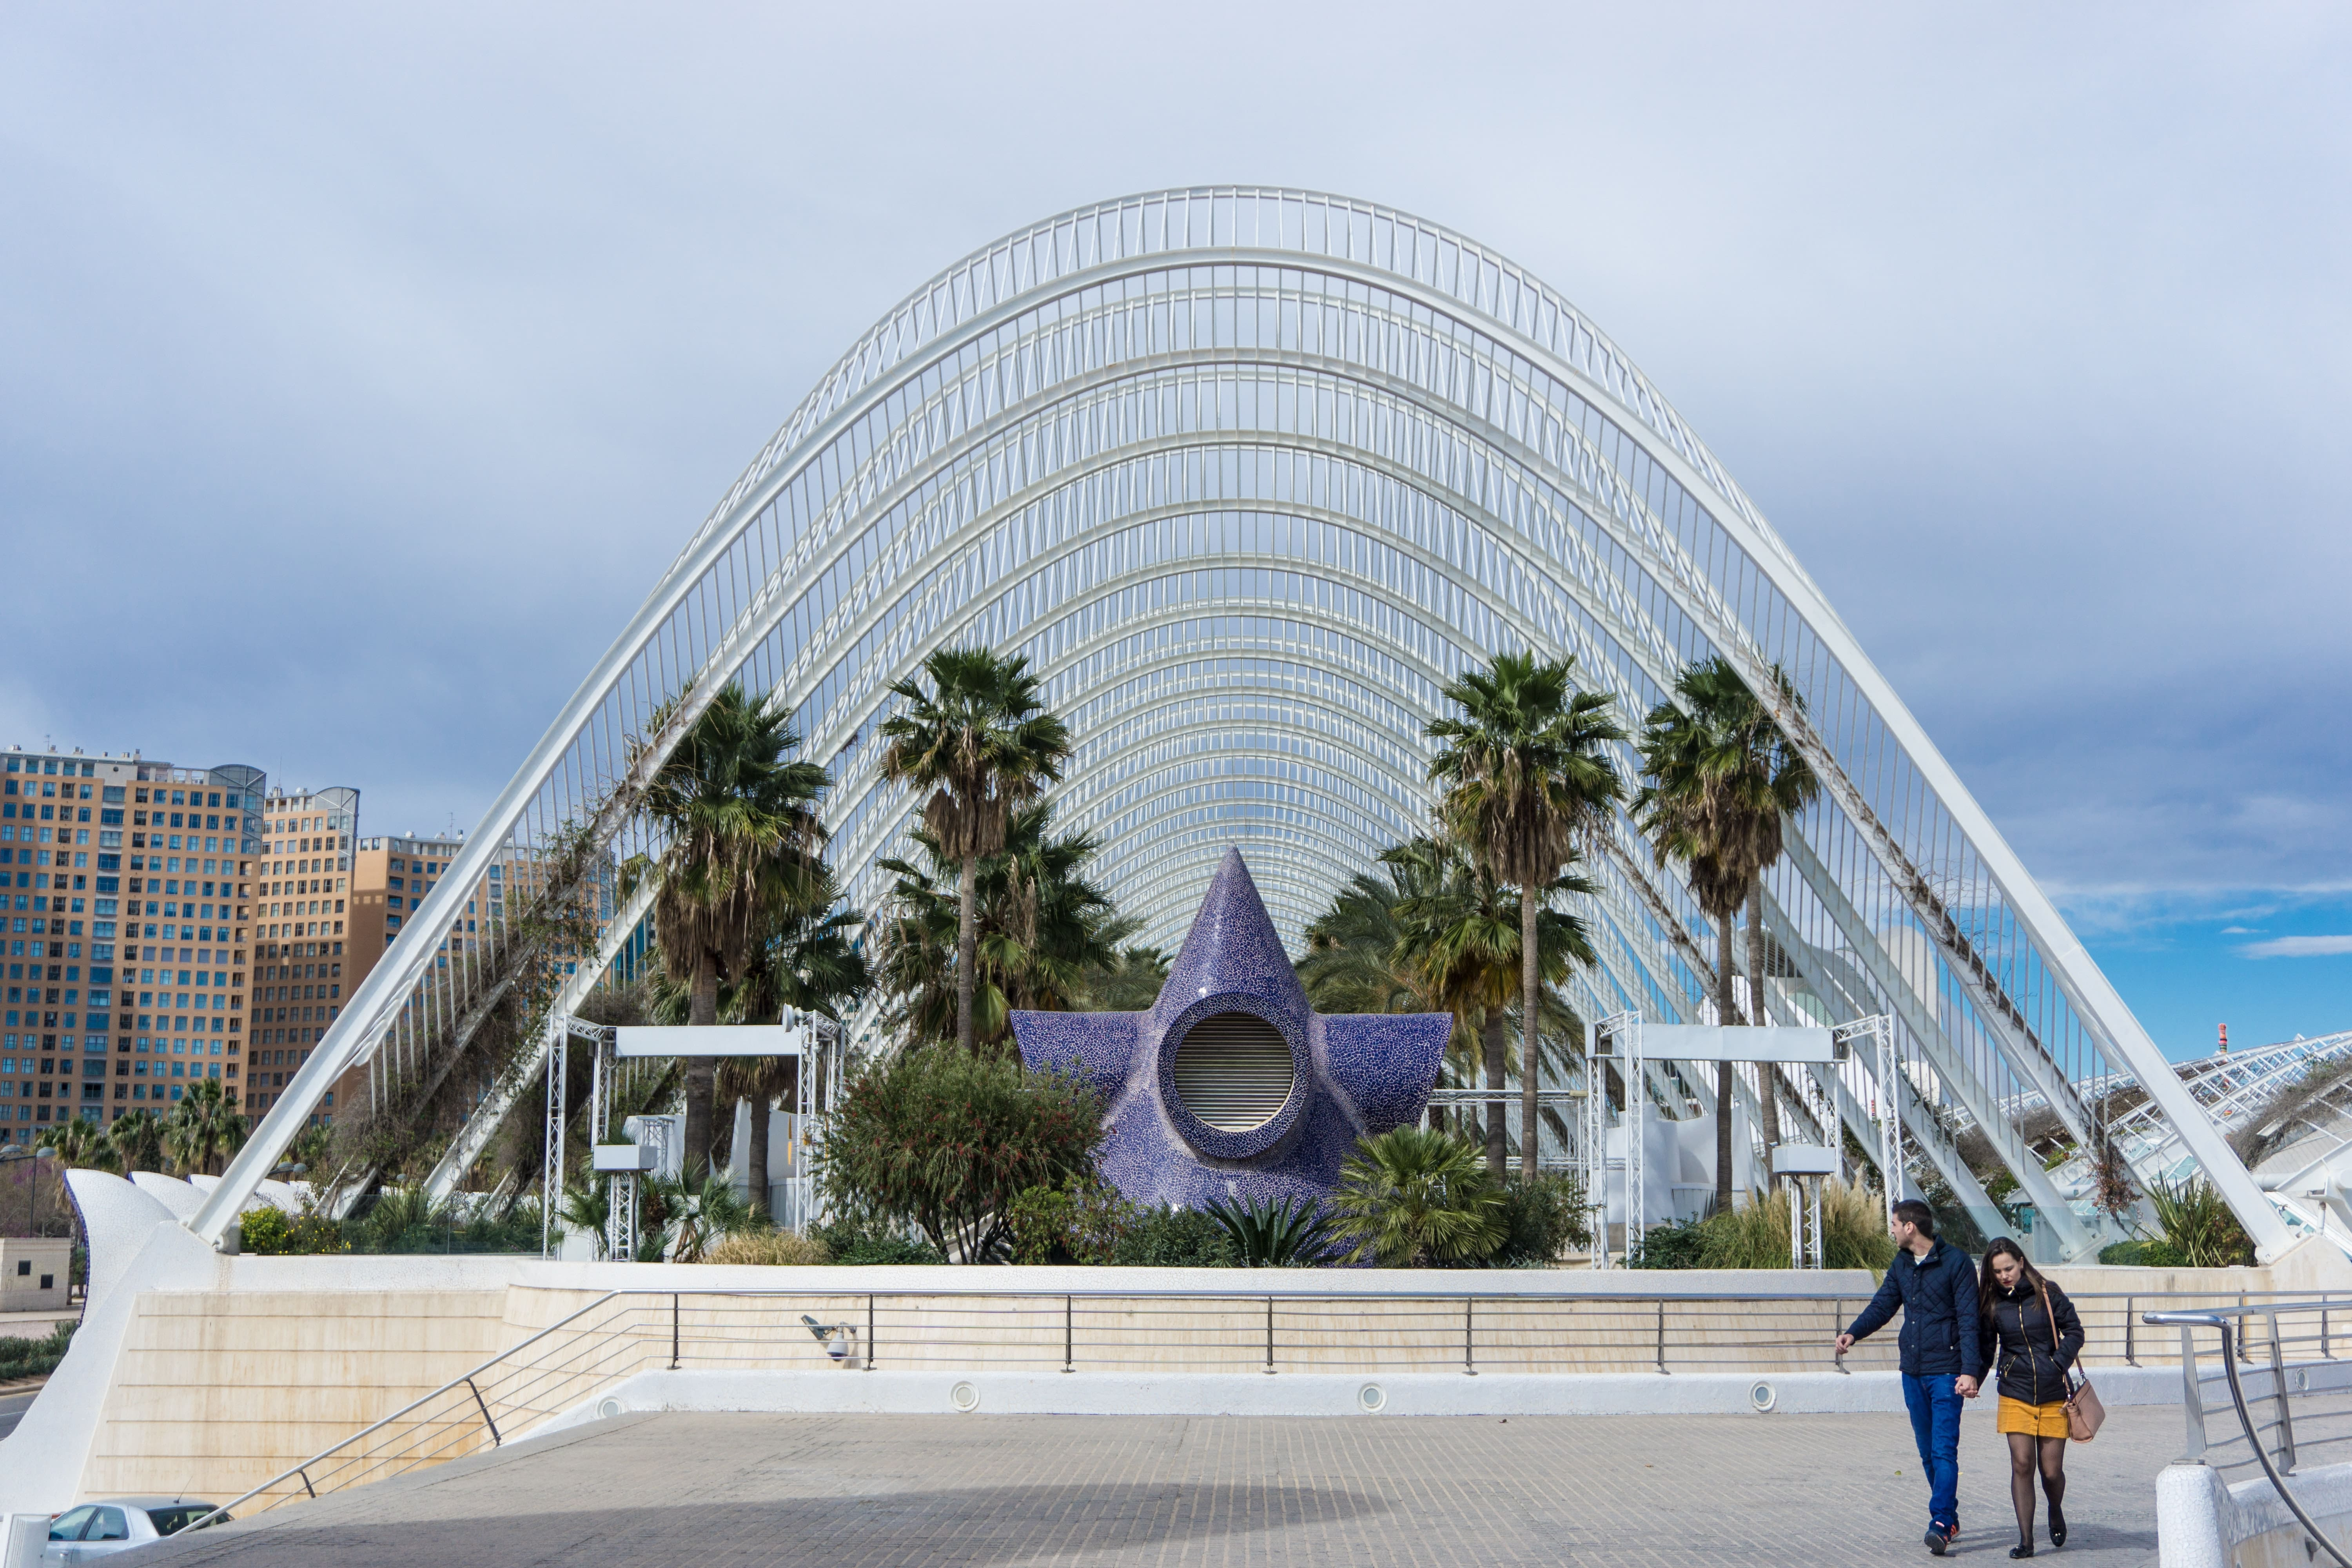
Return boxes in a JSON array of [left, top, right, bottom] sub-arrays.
[[2037, 1278, 2091, 1398]]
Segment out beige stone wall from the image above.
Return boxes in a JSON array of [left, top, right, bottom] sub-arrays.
[[61, 1248, 2352, 1506], [80, 1288, 512, 1504]]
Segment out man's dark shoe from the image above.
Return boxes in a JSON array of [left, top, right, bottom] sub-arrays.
[[1926, 1526, 1950, 1556]]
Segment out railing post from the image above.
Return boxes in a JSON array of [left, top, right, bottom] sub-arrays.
[[1265, 1297, 1276, 1374], [671, 1293, 681, 1370], [2125, 1296, 2136, 1366], [298, 1468, 316, 1500], [2269, 1331, 2298, 1475], [865, 1294, 875, 1372], [1464, 1298, 1476, 1376], [2180, 1325, 2207, 1461], [1064, 1295, 1074, 1374], [1655, 1300, 1668, 1375], [464, 1376, 501, 1447], [2326, 1305, 2335, 1361]]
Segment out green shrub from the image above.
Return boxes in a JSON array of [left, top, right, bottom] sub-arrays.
[[817, 1045, 1103, 1262], [1007, 1180, 1134, 1265], [2100, 1237, 2189, 1268], [339, 1187, 541, 1255], [2148, 1177, 2256, 1268], [0, 1321, 75, 1381], [1494, 1172, 1590, 1266], [1204, 1194, 1344, 1267], [1821, 1183, 1897, 1274], [1630, 1183, 1893, 1272], [702, 1230, 831, 1266], [811, 1216, 948, 1266], [240, 1203, 347, 1256], [1696, 1192, 1795, 1269], [1329, 1127, 1506, 1268], [1111, 1205, 1234, 1267], [1627, 1217, 1710, 1269]]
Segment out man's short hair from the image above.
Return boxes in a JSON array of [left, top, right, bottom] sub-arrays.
[[1892, 1199, 1936, 1237]]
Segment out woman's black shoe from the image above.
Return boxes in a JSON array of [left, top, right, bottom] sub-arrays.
[[2048, 1506, 2066, 1548], [2009, 1546, 2036, 1559]]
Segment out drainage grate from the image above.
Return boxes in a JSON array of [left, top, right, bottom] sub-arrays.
[[1173, 1012, 1294, 1131]]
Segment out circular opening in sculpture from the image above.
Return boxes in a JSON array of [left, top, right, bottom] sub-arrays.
[[1172, 1011, 1295, 1132]]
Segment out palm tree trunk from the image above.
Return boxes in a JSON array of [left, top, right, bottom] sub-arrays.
[[1520, 882, 1541, 1184], [683, 948, 719, 1177], [1715, 915, 1739, 1212], [746, 1080, 771, 1225], [1748, 882, 1783, 1151], [956, 853, 979, 1052], [1482, 1010, 1507, 1177]]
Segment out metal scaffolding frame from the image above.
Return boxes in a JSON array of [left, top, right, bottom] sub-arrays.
[[184, 187, 2288, 1263]]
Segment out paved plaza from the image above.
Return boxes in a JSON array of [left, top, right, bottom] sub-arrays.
[[127, 1405, 2184, 1566]]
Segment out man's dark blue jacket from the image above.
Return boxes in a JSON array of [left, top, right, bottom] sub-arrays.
[[1844, 1238, 1980, 1377]]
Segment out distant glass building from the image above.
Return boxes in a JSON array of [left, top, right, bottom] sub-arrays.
[[1, 746, 264, 1137]]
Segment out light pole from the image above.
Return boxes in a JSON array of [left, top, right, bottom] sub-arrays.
[[2, 1146, 55, 1236]]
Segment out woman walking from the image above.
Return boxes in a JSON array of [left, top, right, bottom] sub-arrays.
[[1969, 1239, 2084, 1557]]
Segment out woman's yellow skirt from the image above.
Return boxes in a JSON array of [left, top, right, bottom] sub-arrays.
[[1997, 1396, 2071, 1438]]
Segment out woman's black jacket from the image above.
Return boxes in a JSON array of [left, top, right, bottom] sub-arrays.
[[1970, 1278, 2085, 1405]]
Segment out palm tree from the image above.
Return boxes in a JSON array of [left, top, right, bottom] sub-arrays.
[[1426, 651, 1626, 1180], [1329, 1126, 1508, 1267], [164, 1079, 248, 1176], [1297, 862, 1436, 1019], [1390, 837, 1597, 1176], [1635, 655, 1819, 1209], [645, 1164, 759, 1262], [620, 681, 829, 1175], [36, 1113, 118, 1171], [878, 648, 1073, 1052], [873, 804, 1116, 1050], [1075, 938, 1170, 1013], [107, 1109, 167, 1174]]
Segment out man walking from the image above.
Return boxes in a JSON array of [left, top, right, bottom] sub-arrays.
[[1836, 1199, 1980, 1555]]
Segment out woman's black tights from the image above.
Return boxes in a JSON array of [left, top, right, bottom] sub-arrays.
[[2007, 1434, 2067, 1551]]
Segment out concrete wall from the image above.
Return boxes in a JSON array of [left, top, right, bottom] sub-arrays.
[[1, 1238, 71, 1315]]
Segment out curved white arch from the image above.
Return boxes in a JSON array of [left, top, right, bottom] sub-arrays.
[[188, 187, 2285, 1261]]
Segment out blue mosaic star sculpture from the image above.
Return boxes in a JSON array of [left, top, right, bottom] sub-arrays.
[[1011, 848, 1452, 1211]]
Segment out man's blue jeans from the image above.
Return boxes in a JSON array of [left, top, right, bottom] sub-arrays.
[[1902, 1372, 1964, 1532]]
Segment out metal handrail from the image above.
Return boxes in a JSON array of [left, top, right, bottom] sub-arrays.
[[2147, 1306, 2352, 1568], [175, 1284, 2352, 1535], [177, 1289, 621, 1534]]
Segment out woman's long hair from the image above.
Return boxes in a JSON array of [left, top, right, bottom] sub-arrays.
[[1977, 1236, 2051, 1316]]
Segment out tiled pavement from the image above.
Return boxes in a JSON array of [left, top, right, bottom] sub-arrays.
[[129, 1405, 2181, 1566]]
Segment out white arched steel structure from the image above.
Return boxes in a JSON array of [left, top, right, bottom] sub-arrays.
[[187, 188, 2290, 1261]]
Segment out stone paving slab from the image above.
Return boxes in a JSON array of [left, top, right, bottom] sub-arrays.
[[125, 1405, 2181, 1566]]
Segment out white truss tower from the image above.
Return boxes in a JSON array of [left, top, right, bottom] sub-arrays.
[[185, 188, 2289, 1261]]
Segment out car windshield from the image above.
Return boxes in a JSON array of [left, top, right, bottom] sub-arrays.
[[148, 1506, 224, 1536]]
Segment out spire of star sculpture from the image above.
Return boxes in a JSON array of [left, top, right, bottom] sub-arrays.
[[1011, 848, 1451, 1211]]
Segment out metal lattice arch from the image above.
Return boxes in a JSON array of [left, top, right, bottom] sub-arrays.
[[188, 187, 2296, 1263]]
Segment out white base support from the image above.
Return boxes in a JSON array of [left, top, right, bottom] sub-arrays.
[[528, 1363, 2198, 1440], [2156, 1455, 2352, 1568]]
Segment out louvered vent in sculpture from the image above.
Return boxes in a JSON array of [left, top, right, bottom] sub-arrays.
[[1172, 1011, 1294, 1131]]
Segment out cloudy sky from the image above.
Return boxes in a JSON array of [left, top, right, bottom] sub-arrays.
[[2, 4, 2345, 1057]]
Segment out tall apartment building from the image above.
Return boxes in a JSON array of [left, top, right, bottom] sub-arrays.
[[245, 819, 481, 1127], [1, 747, 266, 1141], [245, 788, 360, 1125]]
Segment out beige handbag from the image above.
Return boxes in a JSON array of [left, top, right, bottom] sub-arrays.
[[2040, 1279, 2105, 1441]]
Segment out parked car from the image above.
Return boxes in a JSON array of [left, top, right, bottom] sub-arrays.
[[41, 1499, 228, 1562]]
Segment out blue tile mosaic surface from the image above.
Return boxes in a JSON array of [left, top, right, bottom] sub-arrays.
[[1012, 848, 1450, 1211]]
